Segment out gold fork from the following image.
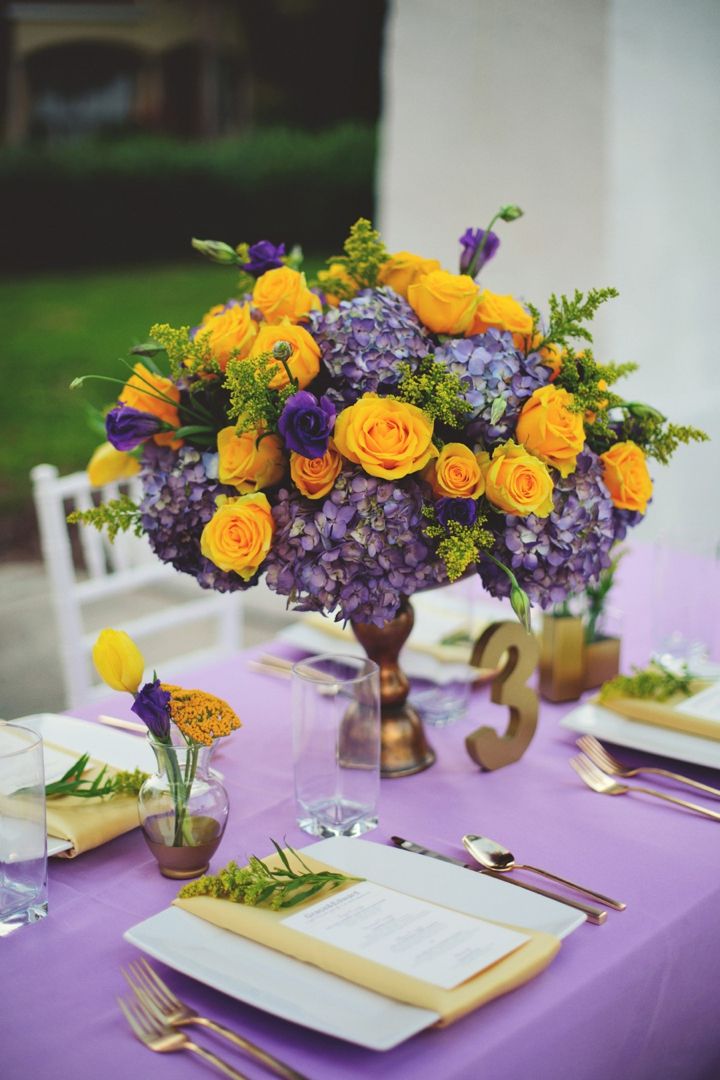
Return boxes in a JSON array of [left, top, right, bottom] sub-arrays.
[[124, 958, 309, 1080], [118, 993, 248, 1079], [569, 753, 720, 822], [577, 735, 720, 799]]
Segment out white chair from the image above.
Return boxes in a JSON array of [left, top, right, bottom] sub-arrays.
[[31, 464, 244, 709]]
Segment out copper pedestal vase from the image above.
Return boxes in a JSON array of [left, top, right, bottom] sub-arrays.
[[138, 739, 229, 879], [351, 598, 435, 778]]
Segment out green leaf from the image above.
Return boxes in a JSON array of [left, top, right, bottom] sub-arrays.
[[174, 424, 215, 438]]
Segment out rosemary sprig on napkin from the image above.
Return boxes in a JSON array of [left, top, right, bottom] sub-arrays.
[[178, 839, 362, 909], [45, 753, 148, 799]]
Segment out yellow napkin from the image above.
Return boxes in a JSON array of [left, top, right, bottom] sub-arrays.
[[44, 742, 140, 857], [173, 851, 560, 1026], [596, 682, 719, 742]]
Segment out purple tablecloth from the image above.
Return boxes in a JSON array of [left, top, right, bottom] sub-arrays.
[[4, 546, 720, 1079]]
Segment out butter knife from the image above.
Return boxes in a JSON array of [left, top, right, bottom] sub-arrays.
[[390, 836, 607, 925]]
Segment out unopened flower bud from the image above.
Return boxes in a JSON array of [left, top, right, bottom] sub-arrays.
[[499, 205, 524, 222], [626, 402, 666, 423], [272, 340, 293, 363], [510, 582, 532, 634], [191, 238, 239, 265]]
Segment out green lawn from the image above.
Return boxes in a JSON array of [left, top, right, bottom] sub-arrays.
[[1, 259, 321, 523]]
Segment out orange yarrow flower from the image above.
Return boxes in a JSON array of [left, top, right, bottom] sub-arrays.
[[161, 684, 241, 746]]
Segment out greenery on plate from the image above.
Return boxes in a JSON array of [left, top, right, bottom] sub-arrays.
[[599, 662, 695, 704]]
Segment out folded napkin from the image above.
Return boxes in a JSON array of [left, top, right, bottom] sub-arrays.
[[174, 850, 560, 1026], [44, 741, 140, 858], [596, 682, 720, 742]]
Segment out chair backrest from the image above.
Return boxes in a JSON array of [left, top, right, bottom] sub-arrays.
[[31, 463, 244, 709]]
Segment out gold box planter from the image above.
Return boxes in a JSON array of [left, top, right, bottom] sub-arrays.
[[582, 636, 621, 691], [539, 615, 585, 703]]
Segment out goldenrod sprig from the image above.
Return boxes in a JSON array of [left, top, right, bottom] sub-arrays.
[[325, 218, 388, 290], [224, 350, 295, 435], [396, 357, 472, 428], [67, 495, 142, 541], [599, 662, 695, 703]]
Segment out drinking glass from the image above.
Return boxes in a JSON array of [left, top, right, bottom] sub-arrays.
[[292, 654, 380, 837], [0, 724, 48, 933]]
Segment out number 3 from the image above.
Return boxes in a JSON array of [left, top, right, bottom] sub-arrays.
[[465, 621, 539, 770]]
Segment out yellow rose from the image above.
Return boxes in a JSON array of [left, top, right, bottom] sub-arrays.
[[252, 266, 321, 324], [92, 628, 144, 693], [334, 393, 438, 480], [290, 439, 343, 499], [250, 321, 321, 390], [482, 441, 554, 518], [217, 425, 285, 493], [467, 290, 533, 347], [424, 442, 485, 498], [87, 442, 140, 487], [407, 269, 479, 334], [515, 384, 586, 477], [195, 303, 257, 371], [200, 493, 274, 581], [600, 441, 653, 513], [119, 362, 182, 448], [316, 263, 357, 307], [378, 251, 442, 299]]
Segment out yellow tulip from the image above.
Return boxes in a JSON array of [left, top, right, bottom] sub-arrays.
[[87, 442, 140, 487], [92, 629, 145, 693]]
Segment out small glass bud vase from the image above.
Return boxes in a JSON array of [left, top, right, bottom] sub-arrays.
[[138, 738, 229, 879]]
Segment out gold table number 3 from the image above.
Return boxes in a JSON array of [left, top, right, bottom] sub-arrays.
[[465, 621, 540, 770]]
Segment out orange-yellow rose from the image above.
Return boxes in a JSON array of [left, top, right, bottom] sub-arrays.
[[290, 439, 343, 499], [119, 362, 182, 448], [378, 251, 442, 299], [316, 263, 357, 307], [515, 384, 586, 477], [250, 321, 321, 390], [424, 442, 485, 498], [467, 290, 533, 347], [217, 425, 285, 493], [252, 266, 320, 324], [600, 441, 653, 513], [407, 269, 479, 334], [87, 443, 140, 487], [195, 303, 257, 371], [481, 441, 554, 518], [200, 493, 274, 580], [334, 393, 438, 480]]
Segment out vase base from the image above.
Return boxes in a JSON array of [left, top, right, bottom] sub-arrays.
[[142, 814, 223, 879], [381, 704, 436, 778], [159, 861, 210, 880]]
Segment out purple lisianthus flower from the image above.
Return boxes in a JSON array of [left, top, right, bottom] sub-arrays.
[[278, 391, 336, 459], [436, 496, 478, 527], [241, 241, 286, 276], [459, 227, 500, 278], [131, 679, 171, 740], [106, 403, 162, 451]]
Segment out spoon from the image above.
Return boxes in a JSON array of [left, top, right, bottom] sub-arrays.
[[462, 834, 626, 911]]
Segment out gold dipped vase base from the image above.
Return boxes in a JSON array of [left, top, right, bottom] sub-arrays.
[[380, 703, 436, 778]]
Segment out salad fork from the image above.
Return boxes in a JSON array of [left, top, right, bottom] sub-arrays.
[[576, 735, 720, 799], [570, 753, 720, 822], [118, 993, 248, 1079], [123, 958, 309, 1080]]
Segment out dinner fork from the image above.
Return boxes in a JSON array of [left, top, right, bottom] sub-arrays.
[[123, 958, 309, 1080], [576, 735, 720, 799], [569, 753, 720, 822], [118, 993, 248, 1079]]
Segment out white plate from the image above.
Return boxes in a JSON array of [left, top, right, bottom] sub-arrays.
[[12, 713, 155, 857], [124, 836, 584, 1051], [560, 701, 720, 770]]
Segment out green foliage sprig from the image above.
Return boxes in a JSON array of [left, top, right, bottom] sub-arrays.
[[325, 218, 388, 291], [423, 505, 494, 582], [396, 357, 472, 428], [595, 409, 709, 465], [584, 547, 625, 643], [149, 323, 220, 382], [44, 753, 148, 799], [67, 495, 142, 541], [178, 840, 362, 910], [531, 286, 619, 348], [224, 350, 295, 435], [599, 662, 694, 703]]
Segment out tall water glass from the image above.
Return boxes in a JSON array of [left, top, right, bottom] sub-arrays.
[[292, 654, 380, 837], [0, 724, 48, 932]]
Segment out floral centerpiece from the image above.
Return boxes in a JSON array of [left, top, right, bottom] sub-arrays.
[[93, 628, 240, 877], [74, 212, 705, 644]]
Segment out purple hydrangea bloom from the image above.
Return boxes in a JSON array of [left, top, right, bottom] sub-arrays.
[[435, 329, 551, 445], [436, 497, 478, 527], [263, 464, 447, 625], [459, 227, 500, 277], [131, 679, 171, 740], [278, 391, 336, 459], [138, 444, 252, 592], [478, 449, 617, 608], [106, 403, 162, 451], [309, 287, 431, 406], [242, 241, 286, 276]]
